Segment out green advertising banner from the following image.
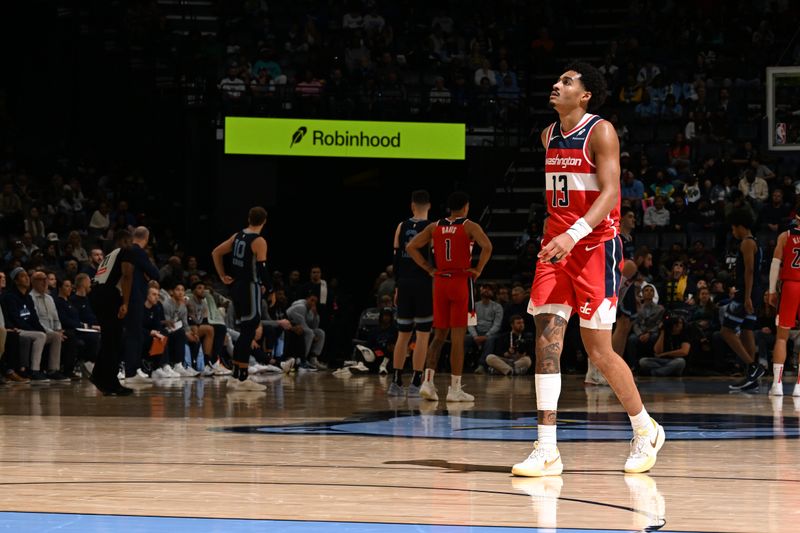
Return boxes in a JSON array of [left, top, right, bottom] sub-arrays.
[[224, 117, 465, 160]]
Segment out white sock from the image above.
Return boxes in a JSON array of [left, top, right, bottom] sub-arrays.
[[538, 424, 557, 448], [629, 406, 653, 434], [424, 369, 435, 382], [451, 374, 462, 390], [774, 364, 784, 384]]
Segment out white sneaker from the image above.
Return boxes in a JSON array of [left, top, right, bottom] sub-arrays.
[[584, 360, 609, 386], [625, 474, 666, 531], [770, 382, 784, 396], [228, 376, 267, 391], [152, 366, 171, 379], [310, 357, 328, 370], [512, 442, 563, 477], [202, 364, 215, 377], [165, 365, 182, 378], [212, 361, 232, 376], [378, 358, 389, 375], [117, 369, 125, 381], [264, 364, 282, 373], [420, 381, 439, 401], [280, 359, 295, 373], [183, 366, 200, 377], [624, 418, 666, 473], [126, 369, 152, 384], [171, 364, 190, 377], [793, 383, 800, 397], [248, 365, 262, 375], [446, 385, 475, 402]]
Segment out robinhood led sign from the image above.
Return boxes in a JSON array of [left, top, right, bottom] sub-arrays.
[[225, 117, 465, 160]]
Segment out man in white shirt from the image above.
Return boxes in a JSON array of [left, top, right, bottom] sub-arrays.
[[29, 271, 66, 378], [643, 196, 670, 230], [219, 66, 246, 100]]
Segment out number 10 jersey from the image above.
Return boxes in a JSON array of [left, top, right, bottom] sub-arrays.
[[543, 113, 619, 245]]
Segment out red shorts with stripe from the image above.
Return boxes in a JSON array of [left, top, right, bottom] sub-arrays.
[[777, 280, 800, 329], [433, 273, 473, 329], [529, 236, 623, 329]]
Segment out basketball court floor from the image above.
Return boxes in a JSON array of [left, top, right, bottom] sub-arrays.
[[0, 373, 797, 532]]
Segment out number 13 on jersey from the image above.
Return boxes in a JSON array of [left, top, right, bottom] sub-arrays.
[[549, 174, 569, 207]]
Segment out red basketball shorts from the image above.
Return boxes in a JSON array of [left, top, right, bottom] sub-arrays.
[[529, 236, 623, 330], [777, 280, 800, 329], [433, 273, 473, 329]]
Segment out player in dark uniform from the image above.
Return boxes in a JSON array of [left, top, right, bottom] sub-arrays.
[[406, 191, 492, 402], [388, 190, 433, 398], [212, 206, 273, 392], [89, 230, 135, 396], [724, 209, 765, 391]]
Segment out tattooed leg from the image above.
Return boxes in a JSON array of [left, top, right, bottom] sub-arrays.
[[535, 313, 567, 426]]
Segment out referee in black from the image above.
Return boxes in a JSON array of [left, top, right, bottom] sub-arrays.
[[89, 230, 135, 396]]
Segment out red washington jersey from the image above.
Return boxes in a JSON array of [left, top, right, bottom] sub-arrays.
[[544, 113, 620, 244], [432, 217, 473, 273], [780, 227, 800, 282]]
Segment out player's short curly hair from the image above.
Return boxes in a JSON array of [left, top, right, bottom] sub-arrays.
[[563, 61, 607, 111], [728, 208, 754, 230]]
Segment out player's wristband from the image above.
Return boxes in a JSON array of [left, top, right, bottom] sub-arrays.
[[769, 258, 781, 293], [565, 217, 593, 244]]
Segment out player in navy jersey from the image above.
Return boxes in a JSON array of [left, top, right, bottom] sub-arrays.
[[212, 206, 273, 391], [513, 62, 664, 478], [388, 190, 433, 399], [406, 191, 492, 403], [724, 210, 765, 392]]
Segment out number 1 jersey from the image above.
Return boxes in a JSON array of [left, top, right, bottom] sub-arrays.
[[432, 217, 472, 273], [544, 113, 619, 245]]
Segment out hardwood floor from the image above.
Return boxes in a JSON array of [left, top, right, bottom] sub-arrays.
[[0, 373, 797, 532]]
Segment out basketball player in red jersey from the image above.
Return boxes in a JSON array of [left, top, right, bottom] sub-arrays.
[[767, 216, 800, 397], [512, 62, 665, 477], [406, 191, 492, 402]]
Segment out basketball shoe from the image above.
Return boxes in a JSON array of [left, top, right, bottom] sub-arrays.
[[512, 442, 563, 477], [446, 385, 474, 402], [729, 363, 765, 391], [584, 359, 608, 386], [228, 376, 266, 391], [624, 418, 665, 473], [420, 380, 439, 401], [387, 382, 404, 397]]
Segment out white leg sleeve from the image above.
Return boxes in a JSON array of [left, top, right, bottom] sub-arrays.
[[535, 373, 561, 411]]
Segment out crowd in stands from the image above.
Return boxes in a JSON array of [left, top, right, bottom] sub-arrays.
[[200, 1, 798, 133], [0, 151, 360, 385], [4, 1, 800, 384]]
